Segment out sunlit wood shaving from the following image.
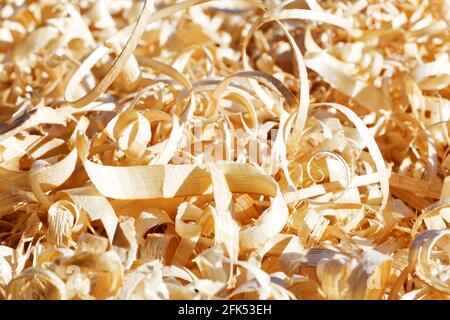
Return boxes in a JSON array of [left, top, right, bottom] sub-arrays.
[[0, 0, 449, 300]]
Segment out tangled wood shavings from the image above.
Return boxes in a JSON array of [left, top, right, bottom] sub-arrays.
[[0, 0, 449, 300]]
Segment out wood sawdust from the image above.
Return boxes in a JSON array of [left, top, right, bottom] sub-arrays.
[[0, 0, 449, 300]]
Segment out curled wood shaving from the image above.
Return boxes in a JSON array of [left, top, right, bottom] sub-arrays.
[[0, 0, 449, 300]]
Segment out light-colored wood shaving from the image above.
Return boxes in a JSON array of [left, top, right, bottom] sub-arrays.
[[0, 0, 449, 300]]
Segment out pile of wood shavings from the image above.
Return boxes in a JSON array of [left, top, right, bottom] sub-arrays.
[[0, 0, 449, 300]]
